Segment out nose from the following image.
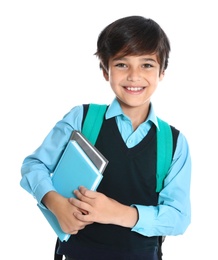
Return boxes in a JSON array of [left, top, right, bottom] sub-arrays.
[[127, 68, 141, 82]]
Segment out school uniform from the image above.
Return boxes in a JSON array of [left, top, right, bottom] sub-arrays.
[[21, 98, 191, 260]]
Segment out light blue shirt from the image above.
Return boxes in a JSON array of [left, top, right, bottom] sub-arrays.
[[20, 98, 191, 237]]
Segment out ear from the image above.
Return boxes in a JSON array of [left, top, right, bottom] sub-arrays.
[[102, 69, 109, 81]]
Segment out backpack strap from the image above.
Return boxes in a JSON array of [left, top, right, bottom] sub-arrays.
[[82, 103, 107, 145], [54, 239, 62, 260], [156, 117, 173, 192]]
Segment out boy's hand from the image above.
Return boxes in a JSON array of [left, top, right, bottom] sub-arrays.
[[42, 191, 93, 235], [69, 186, 138, 228]]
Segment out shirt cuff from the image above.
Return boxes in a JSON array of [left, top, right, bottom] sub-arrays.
[[131, 204, 156, 237], [34, 178, 56, 208]]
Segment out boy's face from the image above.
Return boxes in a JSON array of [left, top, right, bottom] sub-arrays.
[[103, 54, 164, 109]]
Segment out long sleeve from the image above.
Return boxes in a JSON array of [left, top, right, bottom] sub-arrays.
[[20, 105, 84, 205], [132, 133, 191, 236]]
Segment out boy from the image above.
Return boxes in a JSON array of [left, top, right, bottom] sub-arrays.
[[20, 15, 191, 260]]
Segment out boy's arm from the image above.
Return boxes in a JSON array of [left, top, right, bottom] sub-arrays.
[[132, 133, 191, 236], [20, 105, 84, 205], [70, 186, 139, 228]]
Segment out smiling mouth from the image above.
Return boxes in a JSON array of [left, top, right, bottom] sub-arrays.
[[125, 87, 145, 91]]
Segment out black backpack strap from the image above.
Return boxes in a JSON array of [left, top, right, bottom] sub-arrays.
[[54, 238, 62, 260], [82, 104, 89, 127]]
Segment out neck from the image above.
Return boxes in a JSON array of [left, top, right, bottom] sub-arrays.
[[122, 103, 150, 130]]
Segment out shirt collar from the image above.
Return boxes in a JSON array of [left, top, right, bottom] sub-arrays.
[[105, 98, 123, 119], [105, 98, 159, 129]]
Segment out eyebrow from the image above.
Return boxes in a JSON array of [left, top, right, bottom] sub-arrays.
[[112, 56, 157, 63]]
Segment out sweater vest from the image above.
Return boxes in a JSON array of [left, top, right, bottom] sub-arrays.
[[57, 115, 179, 258]]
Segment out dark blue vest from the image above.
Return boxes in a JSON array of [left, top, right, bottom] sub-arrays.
[[57, 114, 179, 259]]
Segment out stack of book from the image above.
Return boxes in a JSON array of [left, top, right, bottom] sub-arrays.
[[38, 130, 108, 241]]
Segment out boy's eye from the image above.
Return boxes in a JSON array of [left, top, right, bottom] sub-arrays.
[[142, 63, 153, 68], [115, 63, 127, 68]]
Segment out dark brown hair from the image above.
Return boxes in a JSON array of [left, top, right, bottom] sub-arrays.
[[95, 16, 170, 74]]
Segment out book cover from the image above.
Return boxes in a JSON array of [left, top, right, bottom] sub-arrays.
[[38, 131, 108, 242], [71, 130, 108, 173]]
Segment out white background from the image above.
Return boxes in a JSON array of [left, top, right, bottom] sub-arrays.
[[1, 0, 217, 259]]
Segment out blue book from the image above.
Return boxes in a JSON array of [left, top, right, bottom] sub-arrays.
[[38, 131, 108, 242]]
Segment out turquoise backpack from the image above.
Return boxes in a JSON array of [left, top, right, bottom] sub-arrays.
[[82, 103, 173, 192]]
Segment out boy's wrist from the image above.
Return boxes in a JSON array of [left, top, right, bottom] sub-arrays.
[[114, 204, 138, 228]]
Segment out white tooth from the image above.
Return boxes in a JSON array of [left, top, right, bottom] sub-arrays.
[[127, 87, 142, 91]]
